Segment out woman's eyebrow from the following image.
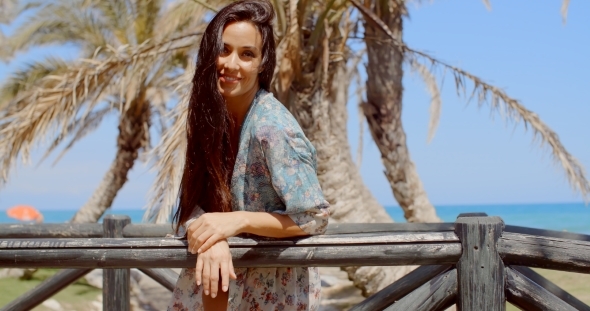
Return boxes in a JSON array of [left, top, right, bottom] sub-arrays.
[[222, 43, 259, 52]]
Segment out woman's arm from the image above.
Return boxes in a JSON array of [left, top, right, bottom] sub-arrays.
[[186, 211, 307, 254]]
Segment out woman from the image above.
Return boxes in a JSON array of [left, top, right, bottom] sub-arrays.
[[168, 1, 330, 310]]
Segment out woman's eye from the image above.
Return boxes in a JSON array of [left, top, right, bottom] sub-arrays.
[[243, 51, 254, 57]]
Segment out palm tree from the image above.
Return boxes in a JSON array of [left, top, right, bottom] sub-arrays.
[[353, 0, 589, 228], [0, 0, 211, 223]]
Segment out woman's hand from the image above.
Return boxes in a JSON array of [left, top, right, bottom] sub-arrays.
[[187, 212, 245, 254], [195, 239, 237, 298]]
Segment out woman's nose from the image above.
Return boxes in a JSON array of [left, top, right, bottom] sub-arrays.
[[224, 53, 239, 71]]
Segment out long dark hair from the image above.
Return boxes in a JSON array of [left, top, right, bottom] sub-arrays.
[[174, 0, 276, 232]]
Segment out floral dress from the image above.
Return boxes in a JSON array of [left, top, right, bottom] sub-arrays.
[[168, 89, 330, 311]]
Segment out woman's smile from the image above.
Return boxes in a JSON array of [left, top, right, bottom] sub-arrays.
[[220, 75, 242, 84]]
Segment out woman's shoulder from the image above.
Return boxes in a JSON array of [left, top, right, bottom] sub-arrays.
[[250, 90, 304, 136]]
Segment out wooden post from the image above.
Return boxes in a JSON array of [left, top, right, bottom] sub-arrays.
[[455, 215, 505, 311], [103, 215, 131, 311]]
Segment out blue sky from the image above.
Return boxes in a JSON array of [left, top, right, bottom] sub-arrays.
[[0, 0, 588, 211]]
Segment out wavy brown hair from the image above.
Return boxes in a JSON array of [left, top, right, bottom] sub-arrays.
[[174, 0, 276, 233]]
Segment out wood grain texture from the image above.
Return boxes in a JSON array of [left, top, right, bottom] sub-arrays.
[[0, 268, 92, 311], [505, 225, 590, 243], [0, 224, 103, 238], [0, 222, 458, 238], [103, 215, 130, 311], [511, 266, 590, 311], [324, 223, 455, 235], [455, 216, 506, 311], [0, 243, 461, 268], [505, 266, 577, 311], [138, 268, 179, 292], [384, 268, 457, 311], [349, 265, 452, 311], [0, 231, 459, 249], [499, 232, 590, 273]]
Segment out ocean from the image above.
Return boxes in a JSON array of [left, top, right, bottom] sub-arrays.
[[1, 202, 588, 234]]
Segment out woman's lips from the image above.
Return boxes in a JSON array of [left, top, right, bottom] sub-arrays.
[[220, 75, 241, 84]]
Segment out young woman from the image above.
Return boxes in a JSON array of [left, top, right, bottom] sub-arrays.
[[168, 1, 330, 310]]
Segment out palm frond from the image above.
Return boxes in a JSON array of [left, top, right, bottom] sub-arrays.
[[40, 106, 115, 165], [0, 57, 71, 108], [0, 33, 201, 187], [1, 5, 110, 60], [154, 0, 212, 44], [409, 59, 442, 143], [144, 62, 194, 223], [191, 0, 218, 12], [561, 0, 570, 23], [352, 0, 590, 200]]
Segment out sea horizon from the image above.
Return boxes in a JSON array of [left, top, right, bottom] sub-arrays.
[[1, 202, 588, 234]]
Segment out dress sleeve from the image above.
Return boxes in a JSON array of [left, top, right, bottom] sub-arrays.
[[255, 123, 330, 235], [173, 207, 205, 238]]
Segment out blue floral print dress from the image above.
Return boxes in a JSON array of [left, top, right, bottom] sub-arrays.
[[168, 89, 330, 311]]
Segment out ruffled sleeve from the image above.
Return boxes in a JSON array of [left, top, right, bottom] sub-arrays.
[[255, 122, 330, 235], [173, 207, 205, 238]]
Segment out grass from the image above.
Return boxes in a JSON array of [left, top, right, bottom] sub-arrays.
[[0, 269, 101, 311]]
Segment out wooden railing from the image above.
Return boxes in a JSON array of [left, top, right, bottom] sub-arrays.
[[1, 213, 590, 311]]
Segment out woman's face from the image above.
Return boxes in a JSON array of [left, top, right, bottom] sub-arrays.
[[216, 21, 263, 101]]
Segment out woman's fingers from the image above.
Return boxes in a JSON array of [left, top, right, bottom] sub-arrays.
[[195, 255, 204, 286], [229, 257, 237, 280], [209, 261, 220, 298], [220, 259, 229, 293], [198, 233, 221, 254], [202, 258, 211, 296], [189, 230, 212, 254]]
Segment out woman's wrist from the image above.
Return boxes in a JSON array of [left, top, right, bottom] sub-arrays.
[[234, 211, 251, 235]]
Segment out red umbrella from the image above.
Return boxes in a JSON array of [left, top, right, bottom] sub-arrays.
[[6, 205, 43, 223]]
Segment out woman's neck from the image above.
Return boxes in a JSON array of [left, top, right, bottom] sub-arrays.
[[225, 85, 260, 129]]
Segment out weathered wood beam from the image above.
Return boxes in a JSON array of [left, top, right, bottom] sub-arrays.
[[455, 215, 506, 311], [324, 223, 455, 235], [384, 268, 457, 311], [0, 268, 92, 311], [0, 231, 459, 249], [505, 225, 590, 243], [510, 266, 590, 311], [0, 243, 461, 268], [499, 232, 590, 273], [138, 268, 179, 292], [349, 265, 451, 311], [103, 215, 130, 311], [0, 224, 103, 238], [505, 266, 577, 311], [0, 223, 457, 239], [122, 224, 172, 237]]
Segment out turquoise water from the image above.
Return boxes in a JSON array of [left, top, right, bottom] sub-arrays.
[[1, 202, 588, 234]]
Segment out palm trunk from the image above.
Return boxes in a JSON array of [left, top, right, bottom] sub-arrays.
[[363, 0, 440, 223], [71, 97, 150, 223], [283, 20, 413, 295]]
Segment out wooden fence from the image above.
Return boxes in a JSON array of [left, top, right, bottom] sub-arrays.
[[1, 213, 590, 311]]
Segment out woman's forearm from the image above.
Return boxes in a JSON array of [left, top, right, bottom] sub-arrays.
[[235, 211, 308, 238]]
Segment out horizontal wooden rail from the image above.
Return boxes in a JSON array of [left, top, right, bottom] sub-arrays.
[[0, 235, 461, 268], [0, 222, 457, 238], [499, 232, 590, 274]]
